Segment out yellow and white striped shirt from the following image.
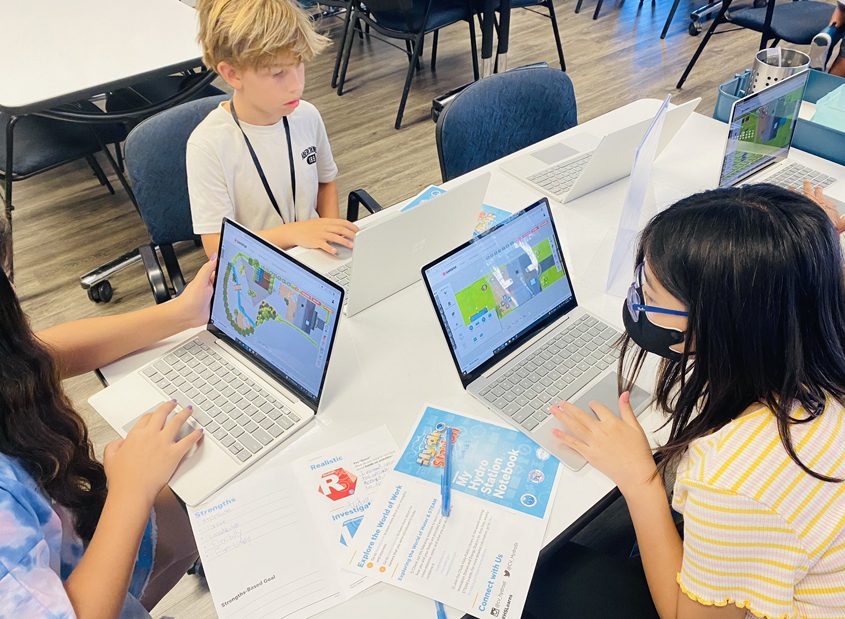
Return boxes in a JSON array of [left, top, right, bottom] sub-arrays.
[[672, 402, 845, 619]]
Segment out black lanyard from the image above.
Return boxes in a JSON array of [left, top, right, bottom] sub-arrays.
[[229, 99, 297, 223]]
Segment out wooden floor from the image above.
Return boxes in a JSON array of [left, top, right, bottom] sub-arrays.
[[9, 0, 787, 615]]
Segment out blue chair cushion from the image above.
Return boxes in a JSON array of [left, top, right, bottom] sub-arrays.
[[0, 100, 126, 178], [125, 94, 228, 245], [436, 66, 577, 181], [729, 0, 834, 43]]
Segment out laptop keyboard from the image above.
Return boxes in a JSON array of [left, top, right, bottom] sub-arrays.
[[141, 339, 301, 464], [479, 315, 619, 432], [326, 262, 350, 305], [527, 152, 593, 197], [762, 163, 836, 190]]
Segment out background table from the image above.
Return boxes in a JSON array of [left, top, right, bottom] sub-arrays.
[[98, 98, 845, 619], [1, 0, 209, 290]]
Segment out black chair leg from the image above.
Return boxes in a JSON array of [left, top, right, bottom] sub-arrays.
[[336, 7, 358, 95], [114, 141, 125, 173], [395, 33, 424, 129], [469, 17, 480, 80], [592, 0, 605, 20], [139, 244, 171, 304], [85, 154, 115, 195], [676, 1, 726, 88], [432, 30, 439, 71], [331, 1, 354, 88], [660, 0, 681, 39], [546, 0, 566, 71], [575, 0, 585, 14], [160, 243, 186, 295]]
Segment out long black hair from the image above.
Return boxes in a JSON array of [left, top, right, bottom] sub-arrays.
[[0, 224, 107, 541], [619, 184, 845, 482]]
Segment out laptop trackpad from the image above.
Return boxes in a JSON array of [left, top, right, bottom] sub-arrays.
[[531, 142, 581, 165], [572, 373, 651, 418]]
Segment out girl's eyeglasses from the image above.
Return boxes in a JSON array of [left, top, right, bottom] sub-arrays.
[[626, 262, 689, 322]]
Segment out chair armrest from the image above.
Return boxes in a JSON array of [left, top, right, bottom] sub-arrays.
[[346, 188, 383, 222]]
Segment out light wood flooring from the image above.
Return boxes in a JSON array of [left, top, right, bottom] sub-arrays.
[[9, 0, 815, 615]]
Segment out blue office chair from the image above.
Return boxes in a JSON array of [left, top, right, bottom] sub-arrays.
[[126, 94, 382, 304], [125, 94, 228, 304], [435, 66, 577, 182]]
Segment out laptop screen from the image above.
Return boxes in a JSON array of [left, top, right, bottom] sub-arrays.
[[422, 199, 577, 385], [209, 219, 344, 408], [718, 70, 809, 188]]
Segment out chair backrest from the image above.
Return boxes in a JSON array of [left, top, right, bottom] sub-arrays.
[[436, 67, 577, 182], [363, 0, 434, 34], [125, 94, 228, 245]]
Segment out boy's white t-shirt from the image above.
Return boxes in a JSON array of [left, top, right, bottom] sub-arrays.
[[186, 100, 338, 235]]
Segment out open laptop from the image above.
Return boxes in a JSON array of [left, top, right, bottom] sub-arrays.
[[500, 98, 700, 203], [324, 173, 490, 317], [718, 69, 839, 194], [422, 198, 651, 471], [90, 219, 344, 505]]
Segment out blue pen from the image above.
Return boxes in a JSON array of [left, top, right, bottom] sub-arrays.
[[435, 427, 456, 619], [440, 426, 455, 517]]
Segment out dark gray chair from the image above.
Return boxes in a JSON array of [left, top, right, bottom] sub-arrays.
[[677, 0, 834, 88], [435, 66, 577, 181], [0, 100, 128, 281], [336, 0, 479, 129]]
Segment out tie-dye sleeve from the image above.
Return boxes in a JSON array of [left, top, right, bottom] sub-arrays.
[[0, 488, 75, 618]]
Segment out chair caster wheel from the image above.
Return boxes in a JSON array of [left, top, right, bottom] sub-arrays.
[[689, 22, 702, 35], [87, 280, 114, 303]]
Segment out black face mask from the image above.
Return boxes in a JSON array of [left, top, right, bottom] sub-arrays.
[[622, 300, 686, 362]]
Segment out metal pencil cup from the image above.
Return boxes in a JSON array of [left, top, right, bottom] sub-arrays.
[[748, 48, 810, 93]]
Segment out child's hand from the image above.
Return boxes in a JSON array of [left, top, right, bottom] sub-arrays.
[[174, 256, 217, 328], [289, 218, 359, 255], [550, 392, 657, 497], [797, 180, 845, 233], [103, 401, 203, 508]]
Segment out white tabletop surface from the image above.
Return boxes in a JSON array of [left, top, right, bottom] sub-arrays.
[[97, 98, 845, 619], [1, 0, 202, 113]]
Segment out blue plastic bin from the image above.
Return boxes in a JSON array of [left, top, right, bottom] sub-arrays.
[[714, 70, 845, 167]]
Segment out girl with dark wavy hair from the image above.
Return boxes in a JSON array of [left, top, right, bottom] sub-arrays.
[[529, 184, 845, 619], [0, 241, 217, 618]]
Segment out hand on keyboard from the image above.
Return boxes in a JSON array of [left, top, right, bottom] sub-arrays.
[[548, 391, 657, 496], [105, 400, 204, 507], [798, 180, 845, 234]]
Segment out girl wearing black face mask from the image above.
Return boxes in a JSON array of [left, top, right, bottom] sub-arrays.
[[522, 184, 845, 619]]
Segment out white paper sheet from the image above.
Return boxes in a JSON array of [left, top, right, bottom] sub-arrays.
[[292, 426, 398, 593], [347, 406, 560, 619], [189, 465, 347, 619]]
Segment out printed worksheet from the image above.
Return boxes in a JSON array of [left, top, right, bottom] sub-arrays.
[[347, 406, 560, 619], [292, 426, 398, 592]]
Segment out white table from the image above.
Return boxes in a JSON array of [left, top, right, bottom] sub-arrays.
[[1, 0, 202, 114], [1, 0, 208, 289], [98, 98, 845, 619]]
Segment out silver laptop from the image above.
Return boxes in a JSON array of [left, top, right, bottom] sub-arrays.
[[422, 198, 651, 471], [718, 70, 839, 193], [324, 173, 490, 317], [501, 98, 700, 203], [90, 219, 344, 505]]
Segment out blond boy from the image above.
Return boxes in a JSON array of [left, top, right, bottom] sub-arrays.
[[188, 0, 357, 257]]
